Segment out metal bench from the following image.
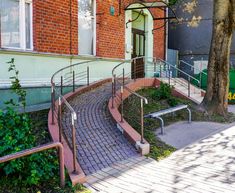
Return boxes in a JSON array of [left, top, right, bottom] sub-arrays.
[[144, 104, 191, 135]]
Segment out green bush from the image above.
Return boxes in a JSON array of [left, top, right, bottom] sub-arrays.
[[167, 97, 179, 107], [0, 59, 59, 186], [151, 82, 172, 100], [151, 82, 179, 107]]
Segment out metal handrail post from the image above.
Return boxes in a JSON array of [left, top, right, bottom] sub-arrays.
[[87, 66, 90, 86], [121, 86, 124, 122], [134, 59, 136, 81], [188, 76, 191, 97], [154, 59, 156, 77], [140, 98, 144, 144], [200, 71, 202, 88], [168, 64, 170, 85], [160, 63, 162, 77], [71, 112, 78, 174], [58, 97, 62, 143], [121, 68, 125, 122], [51, 84, 55, 125], [114, 74, 116, 96], [61, 76, 63, 95], [112, 76, 114, 108], [0, 142, 65, 188], [73, 71, 75, 92]]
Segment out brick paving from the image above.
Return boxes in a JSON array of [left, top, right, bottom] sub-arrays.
[[62, 83, 139, 175], [85, 124, 235, 193]]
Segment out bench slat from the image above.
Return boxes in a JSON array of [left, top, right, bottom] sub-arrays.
[[145, 105, 188, 118]]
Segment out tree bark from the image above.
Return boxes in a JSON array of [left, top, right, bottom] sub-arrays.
[[201, 0, 234, 116]]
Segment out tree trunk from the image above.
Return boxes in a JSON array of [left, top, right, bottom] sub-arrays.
[[201, 0, 234, 116]]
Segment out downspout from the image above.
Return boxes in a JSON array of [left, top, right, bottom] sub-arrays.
[[165, 0, 169, 61], [69, 0, 73, 66]]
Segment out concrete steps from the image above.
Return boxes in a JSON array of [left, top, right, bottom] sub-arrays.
[[157, 77, 204, 104]]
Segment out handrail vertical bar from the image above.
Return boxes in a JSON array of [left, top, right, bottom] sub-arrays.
[[61, 76, 63, 95], [112, 76, 114, 108], [140, 98, 144, 144], [134, 59, 136, 81], [160, 63, 162, 77], [58, 97, 62, 143], [121, 86, 123, 122], [154, 58, 156, 77], [58, 143, 65, 187], [73, 71, 75, 92], [71, 112, 77, 174], [114, 74, 116, 96], [51, 84, 55, 124], [87, 66, 90, 86], [121, 68, 125, 122], [168, 64, 170, 85], [188, 77, 191, 97]]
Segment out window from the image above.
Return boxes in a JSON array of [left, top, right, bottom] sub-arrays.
[[0, 0, 33, 50], [78, 0, 96, 55]]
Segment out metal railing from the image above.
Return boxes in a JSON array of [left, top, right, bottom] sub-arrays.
[[50, 60, 94, 174], [111, 56, 205, 143], [153, 58, 201, 97], [50, 58, 123, 174], [0, 142, 65, 187], [179, 60, 207, 88], [112, 56, 152, 144]]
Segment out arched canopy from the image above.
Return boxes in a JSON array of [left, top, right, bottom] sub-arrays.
[[124, 1, 177, 21]]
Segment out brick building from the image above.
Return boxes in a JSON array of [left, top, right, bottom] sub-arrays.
[[0, 0, 167, 107]]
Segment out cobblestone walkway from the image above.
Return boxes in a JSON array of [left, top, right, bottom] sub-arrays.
[[62, 83, 139, 175], [85, 124, 235, 193]]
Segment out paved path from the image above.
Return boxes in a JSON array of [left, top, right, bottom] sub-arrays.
[[62, 83, 139, 175], [85, 124, 235, 193], [157, 121, 233, 149], [229, 105, 235, 114]]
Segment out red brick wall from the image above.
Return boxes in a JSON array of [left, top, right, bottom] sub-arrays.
[[151, 8, 166, 59], [33, 0, 78, 55], [0, 0, 164, 59], [96, 0, 166, 59], [96, 0, 125, 58]]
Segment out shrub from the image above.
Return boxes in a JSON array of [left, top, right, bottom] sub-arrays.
[[167, 97, 179, 107], [0, 59, 59, 186], [151, 82, 172, 100]]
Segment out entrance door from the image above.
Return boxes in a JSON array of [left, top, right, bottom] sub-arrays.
[[131, 28, 145, 78]]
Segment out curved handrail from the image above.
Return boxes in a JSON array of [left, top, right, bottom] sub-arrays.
[[51, 60, 93, 86], [112, 56, 156, 76], [179, 60, 207, 76], [124, 85, 148, 104]]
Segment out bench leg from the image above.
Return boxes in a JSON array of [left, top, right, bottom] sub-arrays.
[[186, 108, 192, 123], [156, 117, 164, 135]]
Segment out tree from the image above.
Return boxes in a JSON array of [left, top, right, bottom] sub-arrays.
[[201, 0, 235, 115], [169, 0, 235, 116]]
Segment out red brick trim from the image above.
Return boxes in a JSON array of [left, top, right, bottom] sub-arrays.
[[48, 78, 111, 185], [108, 77, 197, 147], [108, 78, 156, 147]]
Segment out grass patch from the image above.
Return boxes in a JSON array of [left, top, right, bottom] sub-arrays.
[[122, 86, 235, 161], [0, 109, 90, 193]]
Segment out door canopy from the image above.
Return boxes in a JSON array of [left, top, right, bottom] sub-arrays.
[[124, 1, 177, 32]]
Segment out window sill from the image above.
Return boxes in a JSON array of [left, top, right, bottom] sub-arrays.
[[0, 48, 125, 62]]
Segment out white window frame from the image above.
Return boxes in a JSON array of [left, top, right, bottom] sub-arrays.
[[1, 0, 33, 50], [78, 0, 96, 56]]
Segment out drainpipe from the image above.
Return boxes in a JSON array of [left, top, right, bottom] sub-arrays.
[[165, 0, 169, 61]]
